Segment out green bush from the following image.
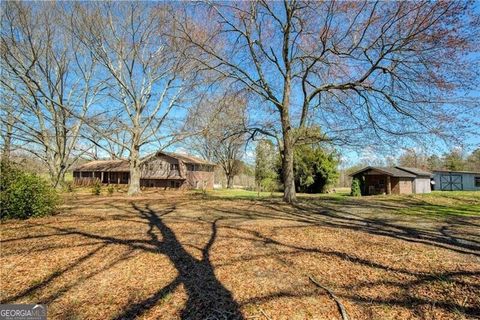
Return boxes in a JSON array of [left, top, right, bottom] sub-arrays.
[[0, 163, 58, 219], [107, 184, 114, 196], [64, 181, 75, 193], [350, 178, 361, 197], [260, 177, 278, 195], [91, 180, 102, 196], [293, 144, 339, 193]]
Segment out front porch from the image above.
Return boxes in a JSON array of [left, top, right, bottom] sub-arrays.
[[73, 171, 129, 186]]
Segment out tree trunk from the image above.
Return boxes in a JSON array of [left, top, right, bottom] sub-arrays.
[[227, 174, 234, 189], [280, 76, 296, 203], [48, 157, 68, 189], [53, 168, 67, 189], [282, 138, 296, 203], [281, 118, 296, 202], [1, 114, 13, 162], [128, 145, 141, 196]]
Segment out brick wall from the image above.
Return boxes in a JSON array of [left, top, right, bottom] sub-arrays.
[[398, 178, 413, 194], [185, 171, 214, 189]]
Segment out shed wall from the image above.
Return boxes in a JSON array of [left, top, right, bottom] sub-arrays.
[[398, 178, 413, 194], [413, 178, 431, 194], [433, 172, 480, 191]]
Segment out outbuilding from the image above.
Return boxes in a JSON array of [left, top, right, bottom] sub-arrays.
[[432, 170, 480, 191], [349, 166, 432, 195]]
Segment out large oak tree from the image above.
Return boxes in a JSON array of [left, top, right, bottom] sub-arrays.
[[1, 2, 103, 187], [176, 0, 479, 202], [73, 2, 199, 195]]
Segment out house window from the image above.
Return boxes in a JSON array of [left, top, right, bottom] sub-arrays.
[[170, 163, 179, 171], [475, 177, 480, 188], [170, 180, 175, 188]]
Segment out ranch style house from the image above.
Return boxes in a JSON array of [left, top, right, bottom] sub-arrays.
[[73, 151, 215, 189]]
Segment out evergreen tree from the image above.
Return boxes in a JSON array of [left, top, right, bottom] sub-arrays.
[[426, 155, 442, 171], [255, 140, 278, 192], [350, 178, 362, 197], [466, 148, 480, 171], [293, 145, 339, 193], [443, 149, 465, 171]]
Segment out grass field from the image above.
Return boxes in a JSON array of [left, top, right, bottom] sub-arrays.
[[1, 189, 479, 319]]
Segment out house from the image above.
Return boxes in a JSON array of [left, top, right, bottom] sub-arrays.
[[349, 166, 432, 195], [432, 170, 480, 191], [72, 151, 215, 189]]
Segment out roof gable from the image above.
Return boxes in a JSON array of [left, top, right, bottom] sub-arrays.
[[349, 166, 417, 178], [395, 166, 432, 177], [146, 151, 215, 166]]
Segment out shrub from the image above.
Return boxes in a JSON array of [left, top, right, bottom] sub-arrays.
[[260, 177, 278, 195], [64, 181, 75, 193], [350, 178, 361, 197], [0, 163, 58, 219], [107, 184, 114, 196], [91, 180, 102, 196]]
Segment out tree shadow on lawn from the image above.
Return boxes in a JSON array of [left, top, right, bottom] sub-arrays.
[[238, 199, 480, 257], [1, 203, 243, 320], [114, 204, 243, 320], [203, 206, 480, 318], [2, 196, 479, 319]]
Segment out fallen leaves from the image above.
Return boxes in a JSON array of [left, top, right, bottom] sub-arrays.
[[0, 190, 479, 319]]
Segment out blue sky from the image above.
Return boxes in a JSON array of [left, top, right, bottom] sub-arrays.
[[91, 1, 480, 167]]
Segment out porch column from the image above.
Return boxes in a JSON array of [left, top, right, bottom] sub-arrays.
[[101, 171, 104, 183], [386, 176, 391, 194]]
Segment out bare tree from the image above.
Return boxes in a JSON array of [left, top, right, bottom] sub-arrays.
[[0, 2, 104, 187], [185, 92, 247, 188], [73, 2, 199, 195], [176, 1, 479, 202], [0, 88, 17, 161]]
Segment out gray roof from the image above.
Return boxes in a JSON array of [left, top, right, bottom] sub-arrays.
[[395, 166, 432, 177], [349, 166, 420, 178], [73, 159, 129, 172], [158, 151, 215, 165], [432, 169, 480, 175], [73, 150, 215, 172]]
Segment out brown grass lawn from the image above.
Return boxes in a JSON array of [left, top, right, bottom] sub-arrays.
[[1, 190, 479, 320]]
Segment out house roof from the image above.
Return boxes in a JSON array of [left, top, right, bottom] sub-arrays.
[[349, 166, 418, 178], [158, 151, 215, 165], [73, 159, 130, 172], [73, 151, 215, 172], [395, 166, 432, 177], [432, 169, 480, 175]]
